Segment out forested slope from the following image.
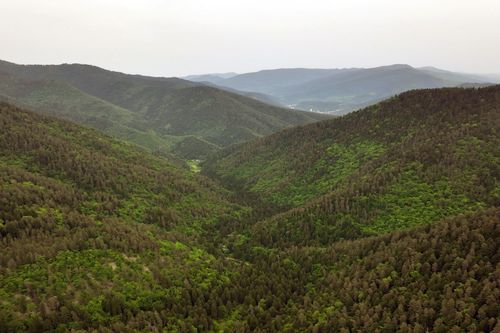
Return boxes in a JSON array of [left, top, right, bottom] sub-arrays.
[[0, 89, 499, 332], [0, 102, 251, 331], [0, 60, 328, 159], [208, 208, 500, 332], [0, 71, 140, 132], [205, 86, 500, 246]]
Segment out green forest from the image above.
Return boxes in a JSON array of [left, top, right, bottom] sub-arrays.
[[0, 84, 499, 332]]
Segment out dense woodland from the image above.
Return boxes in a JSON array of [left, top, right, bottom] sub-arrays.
[[205, 87, 500, 246], [0, 86, 499, 332]]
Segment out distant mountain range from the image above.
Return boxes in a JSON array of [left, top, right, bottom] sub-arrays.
[[183, 72, 238, 83], [0, 60, 328, 159], [185, 65, 497, 114]]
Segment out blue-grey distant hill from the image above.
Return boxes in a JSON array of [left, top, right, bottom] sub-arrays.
[[186, 64, 493, 114]]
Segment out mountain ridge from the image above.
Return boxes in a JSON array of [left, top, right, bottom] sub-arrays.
[[187, 64, 492, 114], [0, 60, 328, 159], [204, 85, 500, 247]]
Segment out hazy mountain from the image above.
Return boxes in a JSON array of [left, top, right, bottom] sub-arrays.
[[183, 72, 238, 83], [276, 64, 465, 110], [417, 66, 489, 83], [187, 64, 490, 114], [479, 73, 500, 83], [198, 80, 285, 107], [0, 60, 328, 159], [214, 68, 344, 94]]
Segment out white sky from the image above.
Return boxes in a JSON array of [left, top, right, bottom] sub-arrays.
[[0, 0, 499, 77]]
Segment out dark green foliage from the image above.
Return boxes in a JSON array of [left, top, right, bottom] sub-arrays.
[[0, 102, 251, 331], [0, 102, 248, 263], [171, 136, 220, 160], [222, 208, 500, 332]]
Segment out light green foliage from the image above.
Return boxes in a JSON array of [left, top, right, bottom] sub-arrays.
[[0, 244, 232, 329], [225, 141, 385, 206], [187, 159, 202, 173], [363, 168, 485, 234], [274, 141, 386, 206]]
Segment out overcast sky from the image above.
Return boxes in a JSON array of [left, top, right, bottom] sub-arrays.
[[1, 0, 499, 77]]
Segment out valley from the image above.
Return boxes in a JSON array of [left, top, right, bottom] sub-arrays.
[[0, 60, 328, 160], [0, 84, 499, 332], [2, 0, 500, 330]]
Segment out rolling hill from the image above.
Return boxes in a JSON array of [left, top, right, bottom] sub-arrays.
[[190, 65, 490, 114], [0, 60, 328, 159], [183, 72, 238, 83], [204, 86, 500, 247], [207, 68, 344, 94], [1, 86, 499, 331], [0, 101, 256, 331]]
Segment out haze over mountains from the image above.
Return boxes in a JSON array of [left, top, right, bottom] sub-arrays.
[[0, 60, 328, 159], [186, 64, 496, 114]]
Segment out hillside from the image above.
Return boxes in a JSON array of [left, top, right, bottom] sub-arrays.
[[0, 93, 499, 331], [0, 71, 141, 130], [191, 65, 489, 114], [213, 208, 500, 332], [0, 102, 249, 235], [0, 102, 251, 331], [0, 60, 328, 159], [204, 86, 500, 247]]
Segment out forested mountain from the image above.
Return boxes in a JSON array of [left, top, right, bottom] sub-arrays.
[[1, 84, 499, 332], [204, 86, 500, 246], [0, 102, 249, 331], [0, 60, 328, 159], [189, 65, 490, 114], [0, 71, 141, 134], [217, 208, 500, 332], [0, 101, 249, 242]]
